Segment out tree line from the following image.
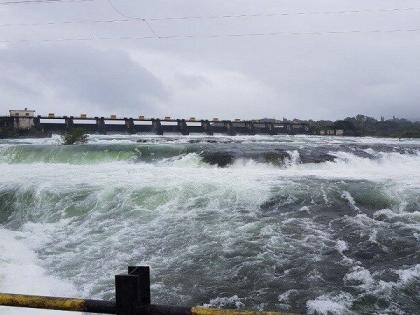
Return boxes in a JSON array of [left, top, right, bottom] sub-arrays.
[[308, 115, 420, 138]]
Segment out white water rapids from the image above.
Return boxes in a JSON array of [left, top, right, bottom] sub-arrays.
[[0, 134, 419, 314]]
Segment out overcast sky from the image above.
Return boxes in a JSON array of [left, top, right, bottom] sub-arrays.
[[0, 0, 419, 120]]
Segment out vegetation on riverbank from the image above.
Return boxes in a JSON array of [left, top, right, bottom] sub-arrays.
[[62, 128, 88, 145], [308, 115, 420, 138]]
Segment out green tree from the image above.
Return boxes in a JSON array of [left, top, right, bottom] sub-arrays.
[[62, 128, 88, 145]]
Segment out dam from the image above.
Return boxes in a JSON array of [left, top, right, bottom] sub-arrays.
[[0, 109, 310, 136]]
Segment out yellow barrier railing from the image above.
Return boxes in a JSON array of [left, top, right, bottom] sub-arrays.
[[0, 293, 115, 313], [0, 266, 299, 315]]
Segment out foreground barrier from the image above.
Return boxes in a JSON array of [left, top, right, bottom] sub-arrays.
[[0, 266, 298, 315]]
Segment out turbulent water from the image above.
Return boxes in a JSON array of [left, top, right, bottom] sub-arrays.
[[0, 134, 419, 315]]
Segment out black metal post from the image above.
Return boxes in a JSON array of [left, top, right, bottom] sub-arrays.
[[115, 274, 140, 315], [128, 266, 151, 305]]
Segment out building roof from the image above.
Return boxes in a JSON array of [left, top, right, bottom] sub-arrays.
[[9, 109, 35, 112]]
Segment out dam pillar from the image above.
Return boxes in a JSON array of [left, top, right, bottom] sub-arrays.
[[96, 117, 106, 134], [225, 121, 236, 136], [246, 121, 256, 135], [125, 118, 135, 134], [288, 124, 295, 135], [64, 116, 74, 131], [12, 116, 19, 130], [201, 120, 213, 135], [152, 119, 163, 135], [266, 122, 276, 135], [177, 119, 189, 135], [33, 116, 41, 130]]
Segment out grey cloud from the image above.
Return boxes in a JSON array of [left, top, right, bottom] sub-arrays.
[[0, 45, 167, 116], [0, 0, 420, 120], [175, 73, 211, 90]]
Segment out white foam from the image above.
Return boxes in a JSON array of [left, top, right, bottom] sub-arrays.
[[0, 134, 62, 146], [285, 150, 301, 167], [396, 264, 420, 284], [369, 230, 385, 251], [4, 133, 420, 147], [344, 266, 375, 289], [278, 289, 298, 303], [157, 153, 210, 168], [203, 295, 245, 309], [335, 240, 349, 255], [307, 292, 355, 315], [0, 229, 80, 315], [278, 150, 420, 189], [2, 136, 420, 191], [341, 191, 360, 212], [338, 263, 420, 310]]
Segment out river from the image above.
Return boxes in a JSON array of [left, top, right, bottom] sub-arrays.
[[0, 134, 419, 315]]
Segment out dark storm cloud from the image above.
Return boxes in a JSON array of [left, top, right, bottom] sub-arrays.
[[0, 0, 419, 119]]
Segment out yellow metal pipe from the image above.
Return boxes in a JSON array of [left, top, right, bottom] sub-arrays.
[[192, 306, 299, 315], [0, 293, 86, 311], [0, 293, 298, 315]]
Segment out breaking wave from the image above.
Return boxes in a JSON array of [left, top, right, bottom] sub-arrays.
[[1, 138, 420, 171]]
